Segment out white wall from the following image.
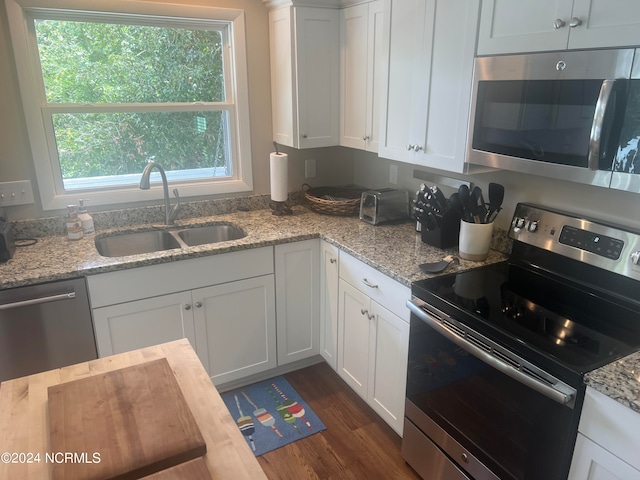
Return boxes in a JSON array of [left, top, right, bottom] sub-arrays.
[[352, 150, 640, 232]]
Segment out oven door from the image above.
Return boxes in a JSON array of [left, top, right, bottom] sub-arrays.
[[405, 298, 581, 480]]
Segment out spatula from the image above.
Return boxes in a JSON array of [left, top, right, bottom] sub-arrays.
[[486, 183, 505, 223], [419, 255, 459, 273]]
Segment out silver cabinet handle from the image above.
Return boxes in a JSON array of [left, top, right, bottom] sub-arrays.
[[413, 145, 423, 152], [195, 301, 202, 308], [361, 278, 378, 289], [330, 258, 337, 264], [569, 17, 582, 28], [361, 308, 368, 316], [553, 18, 566, 29], [184, 303, 192, 310], [0, 292, 75, 310], [406, 144, 414, 151], [362, 135, 370, 141]]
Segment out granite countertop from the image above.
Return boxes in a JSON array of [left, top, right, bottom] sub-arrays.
[[1, 203, 638, 414]]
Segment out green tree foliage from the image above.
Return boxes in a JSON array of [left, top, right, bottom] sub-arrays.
[[35, 20, 228, 182]]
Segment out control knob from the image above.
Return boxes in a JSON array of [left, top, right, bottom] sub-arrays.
[[527, 221, 539, 232], [631, 251, 640, 265]]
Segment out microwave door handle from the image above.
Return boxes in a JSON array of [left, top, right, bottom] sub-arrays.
[[407, 299, 576, 407], [588, 79, 617, 170]]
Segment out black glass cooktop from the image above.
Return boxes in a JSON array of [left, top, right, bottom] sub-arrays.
[[412, 261, 640, 374]]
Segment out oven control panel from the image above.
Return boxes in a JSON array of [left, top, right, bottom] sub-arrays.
[[509, 203, 640, 281]]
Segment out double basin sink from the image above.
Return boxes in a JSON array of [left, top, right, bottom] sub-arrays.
[[95, 224, 247, 257]]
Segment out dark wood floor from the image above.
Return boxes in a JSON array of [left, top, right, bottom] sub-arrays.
[[257, 362, 421, 480]]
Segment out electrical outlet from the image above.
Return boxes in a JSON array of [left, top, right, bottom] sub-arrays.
[[305, 159, 316, 178], [389, 164, 398, 185], [0, 180, 35, 206]]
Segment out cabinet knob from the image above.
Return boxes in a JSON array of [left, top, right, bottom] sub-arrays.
[[406, 144, 414, 151], [184, 304, 192, 310], [362, 135, 370, 141], [361, 308, 369, 316], [302, 133, 308, 139], [330, 258, 337, 264], [569, 17, 582, 28], [195, 301, 203, 308], [414, 145, 423, 152], [553, 18, 566, 29]]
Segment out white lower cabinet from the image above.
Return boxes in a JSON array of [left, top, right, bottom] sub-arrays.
[[92, 290, 195, 357], [337, 250, 410, 435], [320, 241, 339, 370], [569, 387, 640, 480], [274, 240, 320, 366], [193, 275, 277, 385], [88, 247, 277, 385]]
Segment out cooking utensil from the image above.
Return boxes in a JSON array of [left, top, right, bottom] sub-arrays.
[[458, 185, 471, 222], [486, 182, 505, 223], [419, 255, 459, 273], [448, 192, 464, 219], [470, 186, 486, 223]]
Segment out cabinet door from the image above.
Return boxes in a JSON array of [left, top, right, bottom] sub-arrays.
[[269, 7, 295, 148], [569, 434, 640, 480], [378, 0, 431, 163], [337, 279, 372, 400], [340, 3, 369, 150], [295, 7, 340, 148], [368, 301, 409, 436], [379, 0, 479, 173], [340, 0, 385, 152], [568, 0, 640, 50], [193, 275, 277, 385], [320, 241, 339, 370], [275, 240, 320, 366], [92, 291, 195, 357], [477, 0, 574, 55]]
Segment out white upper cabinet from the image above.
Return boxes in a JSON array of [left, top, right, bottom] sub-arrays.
[[478, 0, 640, 56], [269, 6, 340, 149], [378, 0, 480, 173], [340, 0, 386, 152]]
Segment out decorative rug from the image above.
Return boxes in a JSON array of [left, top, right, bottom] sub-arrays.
[[221, 376, 326, 456]]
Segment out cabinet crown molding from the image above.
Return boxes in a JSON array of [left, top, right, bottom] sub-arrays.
[[263, 0, 358, 10]]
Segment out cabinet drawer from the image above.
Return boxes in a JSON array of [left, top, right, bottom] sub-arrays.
[[88, 247, 274, 308], [339, 250, 410, 321]]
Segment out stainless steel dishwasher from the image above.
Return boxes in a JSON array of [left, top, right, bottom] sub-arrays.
[[0, 277, 98, 382]]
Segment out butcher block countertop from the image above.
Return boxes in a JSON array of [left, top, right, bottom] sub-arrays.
[[0, 339, 267, 480]]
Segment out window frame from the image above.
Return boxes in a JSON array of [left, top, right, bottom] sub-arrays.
[[6, 0, 253, 211]]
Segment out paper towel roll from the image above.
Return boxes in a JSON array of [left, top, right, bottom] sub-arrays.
[[270, 152, 288, 202]]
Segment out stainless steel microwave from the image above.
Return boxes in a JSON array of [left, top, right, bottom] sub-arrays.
[[467, 48, 640, 192]]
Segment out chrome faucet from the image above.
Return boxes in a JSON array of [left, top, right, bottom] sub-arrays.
[[139, 161, 181, 225]]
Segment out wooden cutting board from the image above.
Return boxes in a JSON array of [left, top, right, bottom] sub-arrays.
[[48, 357, 206, 480]]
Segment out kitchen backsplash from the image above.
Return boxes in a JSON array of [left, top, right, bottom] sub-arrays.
[[11, 191, 305, 239]]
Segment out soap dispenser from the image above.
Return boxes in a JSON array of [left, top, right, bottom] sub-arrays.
[[77, 199, 95, 235], [65, 205, 83, 240]]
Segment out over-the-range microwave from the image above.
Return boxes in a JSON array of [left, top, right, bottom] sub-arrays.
[[466, 48, 640, 193]]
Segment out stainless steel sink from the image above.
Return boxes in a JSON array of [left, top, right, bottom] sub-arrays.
[[95, 230, 182, 257], [95, 223, 247, 257], [177, 224, 246, 247]]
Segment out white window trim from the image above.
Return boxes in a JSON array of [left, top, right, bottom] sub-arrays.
[[5, 0, 253, 211]]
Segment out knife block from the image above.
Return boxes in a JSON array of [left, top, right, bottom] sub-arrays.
[[421, 209, 461, 249]]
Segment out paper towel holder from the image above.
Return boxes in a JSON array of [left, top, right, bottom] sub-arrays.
[[270, 142, 293, 216]]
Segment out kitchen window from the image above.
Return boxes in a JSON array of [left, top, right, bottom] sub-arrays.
[[5, 0, 253, 210]]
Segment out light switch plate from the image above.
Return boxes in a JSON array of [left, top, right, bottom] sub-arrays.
[[0, 180, 35, 206]]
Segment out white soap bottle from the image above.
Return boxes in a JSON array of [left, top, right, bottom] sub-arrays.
[[77, 199, 95, 235]]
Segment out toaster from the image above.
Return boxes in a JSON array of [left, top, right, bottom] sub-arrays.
[[359, 189, 409, 225]]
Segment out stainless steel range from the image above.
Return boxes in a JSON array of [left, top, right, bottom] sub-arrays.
[[403, 203, 640, 480]]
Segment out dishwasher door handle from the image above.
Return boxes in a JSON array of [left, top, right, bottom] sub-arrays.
[[0, 292, 76, 311]]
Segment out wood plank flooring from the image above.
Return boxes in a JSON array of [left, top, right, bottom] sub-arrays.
[[257, 362, 421, 480]]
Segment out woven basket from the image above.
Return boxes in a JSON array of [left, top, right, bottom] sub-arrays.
[[303, 184, 365, 216]]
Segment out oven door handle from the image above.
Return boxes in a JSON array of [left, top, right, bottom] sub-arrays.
[[588, 79, 617, 170], [407, 299, 576, 407]]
